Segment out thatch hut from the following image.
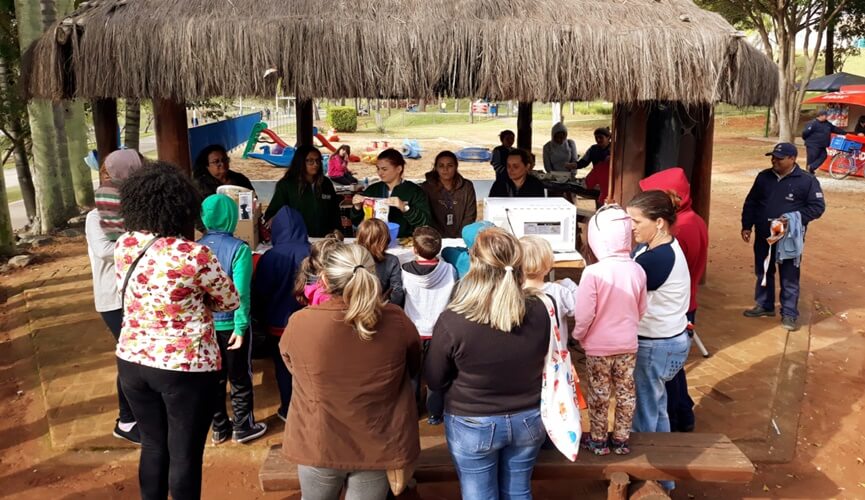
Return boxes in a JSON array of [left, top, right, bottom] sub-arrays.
[[23, 0, 777, 223]]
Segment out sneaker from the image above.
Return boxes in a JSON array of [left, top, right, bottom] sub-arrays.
[[781, 316, 799, 331], [276, 408, 287, 423], [233, 422, 267, 444], [743, 305, 776, 318], [609, 437, 631, 455], [427, 415, 443, 426], [580, 434, 610, 456], [112, 420, 141, 445], [212, 426, 231, 445]]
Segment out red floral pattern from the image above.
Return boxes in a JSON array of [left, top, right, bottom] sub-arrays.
[[114, 232, 239, 372]]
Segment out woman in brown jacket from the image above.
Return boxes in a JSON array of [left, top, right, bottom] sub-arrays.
[[421, 151, 477, 239], [279, 243, 421, 500]]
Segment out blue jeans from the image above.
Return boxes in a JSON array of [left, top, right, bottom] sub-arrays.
[[633, 331, 690, 491], [445, 408, 545, 500]]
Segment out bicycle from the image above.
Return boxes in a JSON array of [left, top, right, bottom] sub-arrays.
[[827, 139, 861, 180]]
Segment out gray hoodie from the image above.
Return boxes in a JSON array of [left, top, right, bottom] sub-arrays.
[[543, 122, 579, 172], [401, 260, 457, 338]]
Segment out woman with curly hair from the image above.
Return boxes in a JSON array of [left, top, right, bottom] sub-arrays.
[[116, 162, 240, 500], [192, 144, 254, 197], [264, 145, 343, 237]]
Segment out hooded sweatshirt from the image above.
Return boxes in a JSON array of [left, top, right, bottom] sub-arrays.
[[639, 168, 708, 314], [252, 207, 311, 334], [571, 206, 647, 356], [95, 149, 144, 240], [542, 122, 579, 172], [197, 194, 253, 336], [441, 220, 495, 278], [401, 259, 457, 338]]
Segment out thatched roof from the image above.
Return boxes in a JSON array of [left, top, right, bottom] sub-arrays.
[[24, 0, 777, 106]]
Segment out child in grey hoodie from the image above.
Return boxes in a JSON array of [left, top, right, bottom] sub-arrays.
[[402, 226, 457, 424]]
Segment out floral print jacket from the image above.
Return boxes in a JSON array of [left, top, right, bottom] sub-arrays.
[[114, 232, 240, 372]]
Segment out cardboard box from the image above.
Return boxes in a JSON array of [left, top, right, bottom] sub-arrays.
[[234, 204, 260, 249]]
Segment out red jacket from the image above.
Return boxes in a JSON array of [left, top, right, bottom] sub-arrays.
[[639, 168, 708, 314]]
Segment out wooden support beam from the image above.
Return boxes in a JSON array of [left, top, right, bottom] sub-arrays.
[[296, 98, 314, 147], [607, 472, 630, 500], [92, 98, 119, 166], [517, 101, 533, 152], [153, 98, 191, 175], [690, 104, 714, 229], [611, 103, 648, 206]]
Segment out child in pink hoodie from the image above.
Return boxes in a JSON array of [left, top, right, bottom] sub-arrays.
[[293, 234, 343, 306], [572, 205, 647, 456]]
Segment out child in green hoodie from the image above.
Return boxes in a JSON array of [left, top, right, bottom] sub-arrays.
[[198, 194, 267, 445]]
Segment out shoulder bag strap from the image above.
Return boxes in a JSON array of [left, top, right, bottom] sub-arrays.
[[121, 236, 160, 310]]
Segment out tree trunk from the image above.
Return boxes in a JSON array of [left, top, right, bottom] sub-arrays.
[[52, 102, 77, 214], [124, 98, 141, 150], [0, 50, 36, 220], [0, 165, 14, 255], [15, 0, 66, 232], [64, 100, 94, 207]]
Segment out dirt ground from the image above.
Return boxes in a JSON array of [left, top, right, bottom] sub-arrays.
[[2, 115, 865, 499]]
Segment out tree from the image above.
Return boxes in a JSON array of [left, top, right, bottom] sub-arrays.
[[0, 0, 35, 222], [699, 0, 848, 142], [124, 99, 141, 150]]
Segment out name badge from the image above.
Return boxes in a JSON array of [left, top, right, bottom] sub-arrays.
[[447, 214, 454, 226], [322, 194, 332, 200]]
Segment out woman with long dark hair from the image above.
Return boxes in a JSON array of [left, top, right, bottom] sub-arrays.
[[264, 145, 342, 237], [421, 151, 477, 238]]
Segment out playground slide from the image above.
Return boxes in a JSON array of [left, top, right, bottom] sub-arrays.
[[260, 128, 291, 149], [315, 133, 361, 162]]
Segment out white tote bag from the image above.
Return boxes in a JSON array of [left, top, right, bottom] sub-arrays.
[[538, 294, 583, 461]]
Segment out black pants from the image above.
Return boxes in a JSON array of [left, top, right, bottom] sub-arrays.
[[118, 359, 218, 500], [666, 311, 696, 432], [416, 339, 444, 418], [100, 309, 136, 423], [267, 335, 293, 415], [212, 329, 256, 431], [330, 173, 358, 185]]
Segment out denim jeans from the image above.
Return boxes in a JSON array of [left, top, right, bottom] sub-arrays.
[[633, 331, 690, 491], [633, 331, 690, 432], [296, 465, 388, 500], [445, 407, 545, 500]]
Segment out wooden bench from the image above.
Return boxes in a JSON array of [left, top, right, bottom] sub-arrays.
[[259, 432, 754, 498]]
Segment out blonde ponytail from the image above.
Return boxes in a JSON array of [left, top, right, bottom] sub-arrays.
[[448, 227, 537, 331], [322, 244, 384, 340]]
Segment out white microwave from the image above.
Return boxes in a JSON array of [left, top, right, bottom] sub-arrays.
[[483, 197, 578, 254]]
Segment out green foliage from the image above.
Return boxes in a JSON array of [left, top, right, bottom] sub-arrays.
[[327, 106, 358, 132]]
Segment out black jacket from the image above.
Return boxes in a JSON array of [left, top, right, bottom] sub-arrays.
[[424, 297, 550, 416], [375, 254, 405, 307], [802, 119, 846, 149], [488, 174, 545, 197], [741, 165, 826, 238]]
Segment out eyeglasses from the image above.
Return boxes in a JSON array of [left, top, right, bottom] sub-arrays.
[[208, 157, 229, 166], [305, 158, 322, 165]]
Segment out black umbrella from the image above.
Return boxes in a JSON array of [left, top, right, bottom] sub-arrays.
[[803, 72, 865, 91]]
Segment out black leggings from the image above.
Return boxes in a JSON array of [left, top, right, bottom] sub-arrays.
[[118, 359, 218, 500], [100, 310, 135, 423]]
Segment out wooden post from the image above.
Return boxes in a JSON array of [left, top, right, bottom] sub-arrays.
[[690, 104, 714, 284], [296, 98, 314, 147], [92, 98, 119, 166], [153, 98, 191, 174], [606, 472, 630, 500], [628, 480, 671, 500], [517, 101, 533, 152], [610, 102, 648, 206]]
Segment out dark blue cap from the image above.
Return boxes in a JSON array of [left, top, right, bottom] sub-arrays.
[[765, 142, 798, 158]]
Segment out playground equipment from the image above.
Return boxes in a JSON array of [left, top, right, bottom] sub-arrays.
[[242, 122, 359, 167], [248, 145, 294, 168], [401, 139, 422, 159], [455, 147, 492, 162]]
